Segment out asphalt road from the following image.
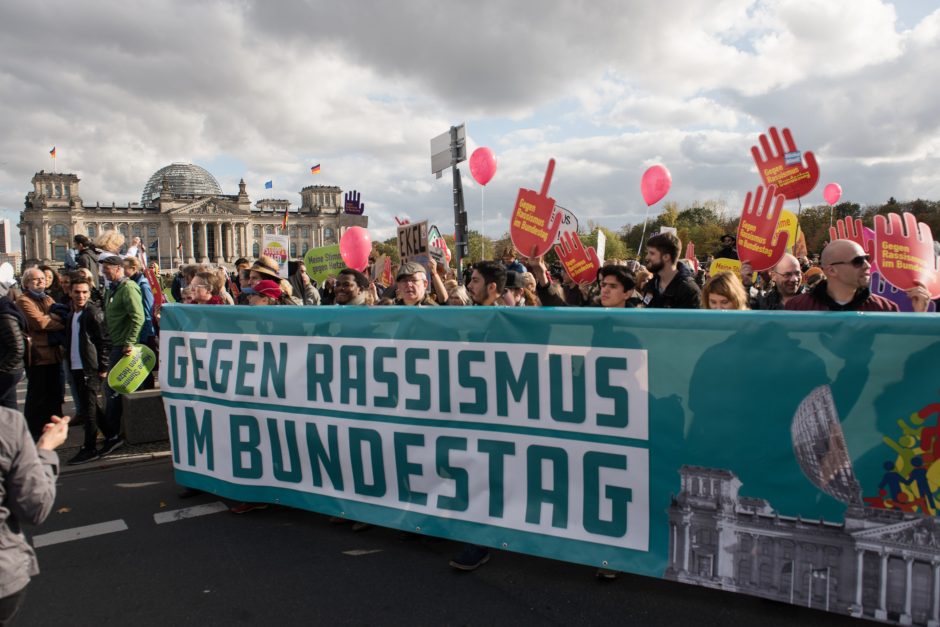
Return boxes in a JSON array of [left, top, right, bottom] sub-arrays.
[[14, 458, 877, 627]]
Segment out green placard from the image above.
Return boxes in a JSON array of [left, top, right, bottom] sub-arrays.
[[107, 344, 157, 394], [303, 244, 345, 285]]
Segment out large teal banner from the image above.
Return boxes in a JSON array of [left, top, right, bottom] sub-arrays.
[[160, 305, 940, 625]]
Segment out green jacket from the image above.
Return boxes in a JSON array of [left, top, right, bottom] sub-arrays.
[[105, 277, 144, 349]]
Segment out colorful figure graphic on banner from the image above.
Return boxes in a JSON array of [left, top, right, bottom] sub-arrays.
[[750, 126, 819, 200], [510, 159, 562, 258], [864, 400, 940, 516], [735, 184, 788, 271]]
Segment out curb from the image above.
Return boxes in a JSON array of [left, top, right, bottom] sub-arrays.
[[60, 450, 173, 475]]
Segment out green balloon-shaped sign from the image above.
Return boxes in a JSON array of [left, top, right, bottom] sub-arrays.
[[107, 344, 157, 394]]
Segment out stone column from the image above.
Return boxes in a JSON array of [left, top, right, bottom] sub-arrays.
[[318, 226, 324, 248], [225, 224, 234, 262], [929, 561, 940, 627], [214, 222, 223, 263], [187, 221, 195, 263], [200, 222, 208, 263], [901, 556, 914, 625], [851, 549, 865, 617], [876, 552, 889, 621], [682, 521, 691, 574], [671, 524, 677, 565], [40, 221, 49, 262], [170, 222, 180, 270]]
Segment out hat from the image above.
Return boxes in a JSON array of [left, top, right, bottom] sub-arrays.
[[804, 267, 823, 279], [504, 271, 522, 290], [250, 256, 281, 280], [99, 253, 124, 266], [242, 279, 282, 300], [396, 261, 426, 281], [721, 234, 735, 243]]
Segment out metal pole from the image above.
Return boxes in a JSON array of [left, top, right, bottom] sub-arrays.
[[450, 126, 467, 284]]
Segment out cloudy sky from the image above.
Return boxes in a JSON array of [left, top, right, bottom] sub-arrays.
[[1, 0, 938, 248]]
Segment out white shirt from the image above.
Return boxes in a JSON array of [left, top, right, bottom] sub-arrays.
[[70, 311, 83, 370]]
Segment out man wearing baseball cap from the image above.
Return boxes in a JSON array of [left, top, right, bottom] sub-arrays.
[[394, 261, 437, 306]]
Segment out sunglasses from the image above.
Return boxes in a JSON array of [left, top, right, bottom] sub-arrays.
[[829, 255, 870, 268]]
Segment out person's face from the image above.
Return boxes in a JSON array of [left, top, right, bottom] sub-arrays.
[[43, 269, 55, 287], [237, 262, 249, 273], [447, 291, 467, 306], [708, 293, 735, 310], [123, 262, 138, 277], [101, 263, 124, 282], [59, 274, 71, 293], [397, 273, 427, 305], [502, 253, 513, 265], [721, 237, 733, 248], [467, 270, 492, 305], [334, 275, 361, 305], [740, 262, 754, 287], [189, 278, 212, 303], [148, 263, 158, 273], [248, 271, 265, 287], [599, 276, 628, 307], [71, 283, 90, 309], [502, 287, 523, 306], [645, 248, 665, 274], [248, 293, 272, 306], [826, 243, 871, 290], [772, 259, 803, 297]]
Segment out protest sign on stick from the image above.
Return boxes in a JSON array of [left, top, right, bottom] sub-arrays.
[[735, 184, 788, 272], [554, 231, 600, 285], [874, 212, 940, 298], [510, 159, 562, 258], [750, 127, 819, 200], [261, 234, 289, 278]]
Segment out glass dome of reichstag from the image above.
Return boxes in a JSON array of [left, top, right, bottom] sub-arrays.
[[140, 162, 223, 206]]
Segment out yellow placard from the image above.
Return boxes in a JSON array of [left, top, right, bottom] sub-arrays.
[[710, 258, 756, 283], [774, 209, 799, 253]]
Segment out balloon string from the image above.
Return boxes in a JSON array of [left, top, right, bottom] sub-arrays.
[[481, 186, 485, 260], [637, 204, 652, 260]]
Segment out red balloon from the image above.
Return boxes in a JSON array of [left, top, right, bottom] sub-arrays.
[[823, 183, 842, 206], [339, 226, 371, 271], [640, 165, 671, 206], [469, 147, 497, 186]]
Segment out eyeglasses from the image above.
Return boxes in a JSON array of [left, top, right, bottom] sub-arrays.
[[829, 255, 870, 268], [773, 271, 802, 279], [190, 283, 210, 290]]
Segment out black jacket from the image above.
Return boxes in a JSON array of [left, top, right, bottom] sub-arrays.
[[76, 248, 100, 288], [64, 303, 111, 375], [642, 264, 702, 309], [0, 297, 26, 374]]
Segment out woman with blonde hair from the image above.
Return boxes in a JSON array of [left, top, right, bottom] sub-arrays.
[[702, 271, 750, 310], [94, 230, 125, 254]]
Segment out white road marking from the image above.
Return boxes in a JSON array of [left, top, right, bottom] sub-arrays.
[[115, 482, 162, 488], [343, 549, 383, 556], [33, 519, 128, 548], [153, 501, 228, 524]]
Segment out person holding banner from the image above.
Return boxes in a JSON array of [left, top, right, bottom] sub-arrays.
[[785, 240, 930, 312], [752, 254, 805, 310], [597, 266, 641, 308], [642, 232, 701, 309], [393, 262, 437, 307]]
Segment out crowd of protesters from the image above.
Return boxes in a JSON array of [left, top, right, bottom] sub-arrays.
[[0, 225, 936, 603]]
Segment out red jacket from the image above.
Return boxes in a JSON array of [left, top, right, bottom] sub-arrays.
[[784, 281, 899, 312]]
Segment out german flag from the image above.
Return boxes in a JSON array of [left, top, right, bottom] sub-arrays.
[[310, 164, 321, 174], [49, 146, 56, 158], [281, 204, 289, 230]]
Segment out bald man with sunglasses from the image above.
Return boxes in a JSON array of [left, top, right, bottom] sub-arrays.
[[785, 239, 931, 312]]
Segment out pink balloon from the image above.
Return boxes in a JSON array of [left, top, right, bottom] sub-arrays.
[[469, 147, 497, 186], [640, 165, 671, 206], [339, 226, 371, 271], [823, 183, 842, 206]]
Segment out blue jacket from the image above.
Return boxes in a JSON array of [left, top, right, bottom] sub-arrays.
[[131, 273, 156, 342]]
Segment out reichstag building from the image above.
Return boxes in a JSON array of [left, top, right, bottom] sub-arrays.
[[19, 162, 367, 267]]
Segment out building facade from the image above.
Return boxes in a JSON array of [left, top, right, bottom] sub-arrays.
[[18, 163, 367, 269], [0, 218, 11, 254], [666, 465, 940, 626]]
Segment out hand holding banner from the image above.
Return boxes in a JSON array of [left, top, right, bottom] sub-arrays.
[[736, 185, 788, 272], [874, 212, 940, 298], [510, 159, 562, 258], [750, 127, 819, 200], [554, 231, 600, 285]]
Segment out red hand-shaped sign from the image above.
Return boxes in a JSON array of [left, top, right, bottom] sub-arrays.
[[828, 217, 872, 255], [736, 184, 789, 272], [874, 212, 940, 298], [554, 231, 600, 285], [510, 159, 562, 258], [751, 127, 819, 200]]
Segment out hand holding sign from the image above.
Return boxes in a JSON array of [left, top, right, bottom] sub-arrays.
[[554, 231, 600, 285], [751, 127, 819, 200], [874, 212, 940, 298], [510, 159, 562, 258], [736, 184, 788, 272]]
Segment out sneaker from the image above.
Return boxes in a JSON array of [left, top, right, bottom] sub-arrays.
[[449, 544, 490, 571], [97, 436, 125, 457], [230, 502, 268, 515], [67, 448, 101, 465]]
